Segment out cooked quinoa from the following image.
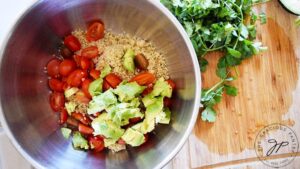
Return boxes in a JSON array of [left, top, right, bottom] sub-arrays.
[[72, 30, 169, 80]]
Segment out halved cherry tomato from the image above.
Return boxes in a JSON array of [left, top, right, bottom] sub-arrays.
[[78, 123, 94, 135], [64, 35, 81, 52], [89, 136, 105, 152], [105, 73, 122, 88], [82, 79, 92, 98], [66, 117, 79, 127], [163, 97, 172, 107], [143, 134, 149, 144], [86, 22, 105, 42], [167, 79, 176, 90], [67, 69, 87, 87], [60, 109, 68, 124], [81, 46, 99, 59], [129, 72, 156, 86], [59, 59, 76, 77], [142, 84, 153, 96], [75, 90, 91, 104], [90, 69, 100, 79], [46, 58, 61, 78], [80, 57, 91, 70], [71, 112, 91, 125], [60, 46, 73, 58], [49, 92, 65, 112], [73, 55, 82, 67], [48, 79, 64, 92], [117, 138, 126, 145], [103, 80, 112, 91], [129, 117, 142, 124]]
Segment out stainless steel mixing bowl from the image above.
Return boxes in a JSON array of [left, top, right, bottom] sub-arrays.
[[0, 0, 201, 168]]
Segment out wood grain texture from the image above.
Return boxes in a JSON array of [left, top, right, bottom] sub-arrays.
[[167, 1, 300, 168]]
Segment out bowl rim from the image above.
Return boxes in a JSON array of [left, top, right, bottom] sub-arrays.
[[0, 0, 201, 168]]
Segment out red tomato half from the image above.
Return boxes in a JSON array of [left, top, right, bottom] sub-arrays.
[[64, 35, 81, 52], [48, 79, 64, 92], [142, 84, 153, 96], [167, 79, 176, 90], [49, 92, 65, 112], [67, 69, 87, 87], [59, 59, 76, 77], [46, 58, 61, 78], [73, 55, 82, 67], [163, 97, 172, 107], [60, 109, 68, 124], [129, 117, 142, 124], [89, 136, 105, 152], [80, 57, 91, 70], [86, 22, 105, 42], [75, 90, 91, 104], [81, 46, 99, 59], [105, 73, 122, 88], [102, 80, 111, 91], [82, 79, 92, 98], [72, 112, 91, 125], [89, 69, 100, 79], [78, 123, 94, 135]]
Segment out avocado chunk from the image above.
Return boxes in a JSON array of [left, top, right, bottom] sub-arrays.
[[61, 127, 72, 139], [65, 102, 77, 115], [156, 107, 171, 124], [64, 87, 79, 98], [113, 82, 146, 102], [88, 65, 111, 96], [132, 118, 155, 134], [123, 49, 135, 72], [72, 131, 89, 150], [151, 78, 173, 98], [92, 113, 124, 139], [87, 89, 117, 114], [145, 96, 164, 120], [121, 128, 145, 147]]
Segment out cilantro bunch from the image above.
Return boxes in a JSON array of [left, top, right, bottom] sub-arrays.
[[161, 0, 267, 122]]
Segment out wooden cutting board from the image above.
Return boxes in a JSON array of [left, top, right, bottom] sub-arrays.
[[166, 1, 300, 168]]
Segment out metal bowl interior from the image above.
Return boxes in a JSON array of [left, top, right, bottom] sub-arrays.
[[0, 0, 201, 168]]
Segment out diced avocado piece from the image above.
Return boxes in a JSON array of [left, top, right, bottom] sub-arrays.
[[123, 49, 135, 72], [64, 87, 79, 98], [100, 65, 112, 78], [91, 113, 124, 139], [151, 78, 172, 98], [104, 138, 118, 147], [130, 98, 140, 107], [65, 102, 77, 115], [113, 82, 146, 102], [88, 65, 112, 97], [156, 108, 171, 124], [88, 78, 103, 97], [72, 131, 89, 150], [145, 96, 164, 120], [87, 90, 117, 114], [121, 128, 145, 147], [61, 127, 72, 139], [111, 108, 144, 126], [132, 118, 155, 134], [142, 94, 155, 107]]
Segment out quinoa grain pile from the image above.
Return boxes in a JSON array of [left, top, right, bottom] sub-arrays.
[[72, 30, 169, 80]]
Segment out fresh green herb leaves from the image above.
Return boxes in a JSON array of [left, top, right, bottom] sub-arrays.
[[161, 0, 267, 122], [201, 77, 237, 122]]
